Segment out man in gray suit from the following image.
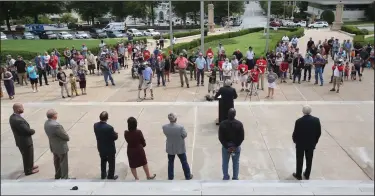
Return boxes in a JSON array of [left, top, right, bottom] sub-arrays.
[[44, 109, 70, 179], [9, 103, 39, 175], [162, 113, 193, 180]]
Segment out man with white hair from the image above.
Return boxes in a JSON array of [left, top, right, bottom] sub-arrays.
[[222, 58, 232, 81], [44, 109, 70, 179], [292, 105, 321, 180], [162, 113, 193, 180], [215, 79, 238, 125]]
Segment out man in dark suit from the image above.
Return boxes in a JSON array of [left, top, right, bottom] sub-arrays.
[[94, 111, 118, 180], [9, 103, 39, 175], [292, 105, 321, 180], [215, 79, 238, 125]]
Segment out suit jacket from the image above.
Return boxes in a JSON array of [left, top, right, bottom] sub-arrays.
[[292, 115, 321, 150], [162, 123, 187, 155], [9, 113, 35, 149], [44, 119, 70, 154], [94, 122, 118, 156]]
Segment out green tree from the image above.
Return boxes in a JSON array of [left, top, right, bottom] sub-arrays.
[[0, 2, 22, 31], [364, 2, 374, 21], [297, 1, 309, 13], [212, 1, 245, 19], [109, 2, 131, 22], [17, 2, 67, 23], [259, 1, 284, 17], [68, 1, 110, 25], [60, 13, 77, 24], [145, 1, 161, 25], [172, 2, 192, 25], [320, 10, 335, 24], [127, 2, 147, 24]]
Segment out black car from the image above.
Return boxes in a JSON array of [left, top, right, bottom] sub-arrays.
[[39, 31, 57, 39], [89, 28, 107, 39]]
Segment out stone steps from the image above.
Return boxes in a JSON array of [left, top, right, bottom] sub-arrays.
[[1, 180, 374, 195]]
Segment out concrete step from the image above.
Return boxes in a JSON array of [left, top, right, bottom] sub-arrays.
[[1, 180, 374, 195]]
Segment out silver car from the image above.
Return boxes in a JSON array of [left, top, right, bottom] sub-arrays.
[[58, 31, 74, 40], [75, 31, 90, 39]]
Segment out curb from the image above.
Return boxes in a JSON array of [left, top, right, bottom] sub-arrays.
[[338, 30, 355, 37]]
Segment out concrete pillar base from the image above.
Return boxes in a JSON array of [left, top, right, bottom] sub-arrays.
[[208, 3, 215, 33], [331, 21, 343, 31]]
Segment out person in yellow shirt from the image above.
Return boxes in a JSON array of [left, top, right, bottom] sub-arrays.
[[69, 73, 79, 96]]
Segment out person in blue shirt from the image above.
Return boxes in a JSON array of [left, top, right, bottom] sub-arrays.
[[303, 53, 313, 82], [138, 62, 153, 101], [26, 61, 39, 93], [195, 53, 207, 86]]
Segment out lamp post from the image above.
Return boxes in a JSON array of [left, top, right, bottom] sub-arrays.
[[169, 1, 173, 51], [200, 0, 204, 53], [265, 0, 271, 53]]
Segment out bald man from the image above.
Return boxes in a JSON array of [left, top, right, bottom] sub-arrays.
[[44, 109, 70, 179], [9, 103, 39, 175], [292, 105, 321, 180]]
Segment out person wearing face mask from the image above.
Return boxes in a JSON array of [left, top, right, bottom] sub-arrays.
[[195, 53, 207, 86], [9, 103, 39, 176], [293, 54, 304, 84], [230, 55, 239, 84], [303, 53, 313, 82], [222, 58, 232, 82]]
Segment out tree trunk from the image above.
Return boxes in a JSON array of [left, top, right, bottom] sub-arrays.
[[194, 12, 197, 24], [151, 4, 155, 25], [34, 15, 38, 24], [91, 16, 95, 26], [5, 14, 11, 31]]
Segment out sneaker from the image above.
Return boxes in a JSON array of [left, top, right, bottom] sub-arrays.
[[330, 88, 335, 91], [245, 89, 250, 92], [62, 96, 65, 99], [336, 89, 339, 93], [68, 95, 71, 97], [33, 90, 36, 93], [240, 88, 244, 92]]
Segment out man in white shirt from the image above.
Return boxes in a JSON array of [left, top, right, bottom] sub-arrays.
[[99, 40, 106, 48], [282, 35, 289, 44], [246, 47, 255, 69], [222, 58, 232, 81], [217, 43, 225, 57]]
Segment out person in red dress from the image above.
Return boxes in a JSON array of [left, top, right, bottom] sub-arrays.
[[124, 117, 156, 180], [249, 65, 260, 95]]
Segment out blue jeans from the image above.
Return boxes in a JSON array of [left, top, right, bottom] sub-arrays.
[[168, 153, 191, 180], [157, 70, 165, 85], [103, 71, 115, 85], [222, 146, 241, 180], [315, 67, 323, 85]]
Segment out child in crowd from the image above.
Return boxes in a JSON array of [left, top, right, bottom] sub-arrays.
[[344, 62, 350, 81], [77, 66, 87, 95], [207, 64, 218, 97], [351, 65, 356, 80], [69, 73, 79, 96]]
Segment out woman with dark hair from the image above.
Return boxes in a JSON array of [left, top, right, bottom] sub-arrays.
[[124, 117, 156, 180], [2, 67, 15, 99]]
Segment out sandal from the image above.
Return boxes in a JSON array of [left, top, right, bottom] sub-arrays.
[[265, 96, 270, 99], [147, 174, 156, 180]]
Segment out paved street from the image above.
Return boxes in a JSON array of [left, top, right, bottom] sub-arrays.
[[240, 1, 267, 29], [1, 29, 374, 181]]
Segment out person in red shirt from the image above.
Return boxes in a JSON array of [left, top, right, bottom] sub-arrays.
[[49, 53, 59, 82], [330, 59, 344, 93], [256, 56, 267, 90], [248, 65, 260, 95], [206, 47, 214, 71], [127, 43, 133, 60], [238, 60, 249, 92], [280, 58, 289, 83], [143, 49, 151, 61]]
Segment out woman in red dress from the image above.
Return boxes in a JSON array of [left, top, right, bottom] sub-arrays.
[[124, 117, 156, 180]]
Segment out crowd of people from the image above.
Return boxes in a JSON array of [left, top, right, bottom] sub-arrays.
[[1, 34, 374, 100]]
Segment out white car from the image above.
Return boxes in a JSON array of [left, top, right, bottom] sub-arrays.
[[127, 28, 143, 37], [58, 32, 73, 39], [1, 32, 7, 40], [143, 29, 160, 36], [308, 21, 329, 28], [74, 31, 90, 39]]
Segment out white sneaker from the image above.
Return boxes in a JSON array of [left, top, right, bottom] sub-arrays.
[[33, 90, 36, 93], [36, 89, 39, 92]]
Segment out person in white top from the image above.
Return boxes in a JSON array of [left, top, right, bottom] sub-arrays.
[[282, 35, 289, 44], [99, 40, 106, 48], [246, 47, 255, 69], [217, 43, 225, 57], [222, 58, 232, 81], [230, 55, 239, 83], [291, 36, 299, 48]]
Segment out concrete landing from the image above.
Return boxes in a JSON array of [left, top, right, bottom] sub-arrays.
[[1, 180, 374, 195]]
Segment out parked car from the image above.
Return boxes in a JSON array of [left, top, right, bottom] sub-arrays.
[[284, 20, 307, 27], [89, 28, 107, 39], [22, 32, 36, 40], [127, 28, 143, 37], [39, 31, 57, 39], [74, 31, 90, 39], [58, 31, 74, 39], [107, 30, 125, 38], [269, 21, 281, 27], [143, 29, 160, 36], [1, 32, 7, 40], [308, 21, 329, 28]]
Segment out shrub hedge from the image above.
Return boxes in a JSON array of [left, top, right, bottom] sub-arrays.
[[341, 25, 369, 35], [152, 30, 202, 40], [166, 27, 305, 58], [0, 37, 147, 65], [353, 35, 365, 47]]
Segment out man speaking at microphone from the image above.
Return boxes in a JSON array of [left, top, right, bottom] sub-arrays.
[[214, 79, 238, 125]]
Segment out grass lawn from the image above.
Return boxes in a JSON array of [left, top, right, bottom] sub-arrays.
[[189, 30, 288, 57], [1, 37, 147, 53], [365, 36, 374, 44]]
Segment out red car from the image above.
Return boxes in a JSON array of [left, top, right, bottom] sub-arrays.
[[269, 21, 281, 27]]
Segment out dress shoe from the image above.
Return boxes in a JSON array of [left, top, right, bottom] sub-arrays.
[[303, 172, 309, 180], [292, 173, 302, 180], [186, 174, 193, 180], [107, 175, 118, 180], [25, 169, 39, 176]]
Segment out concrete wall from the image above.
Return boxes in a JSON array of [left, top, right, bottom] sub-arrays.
[[307, 6, 366, 21]]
